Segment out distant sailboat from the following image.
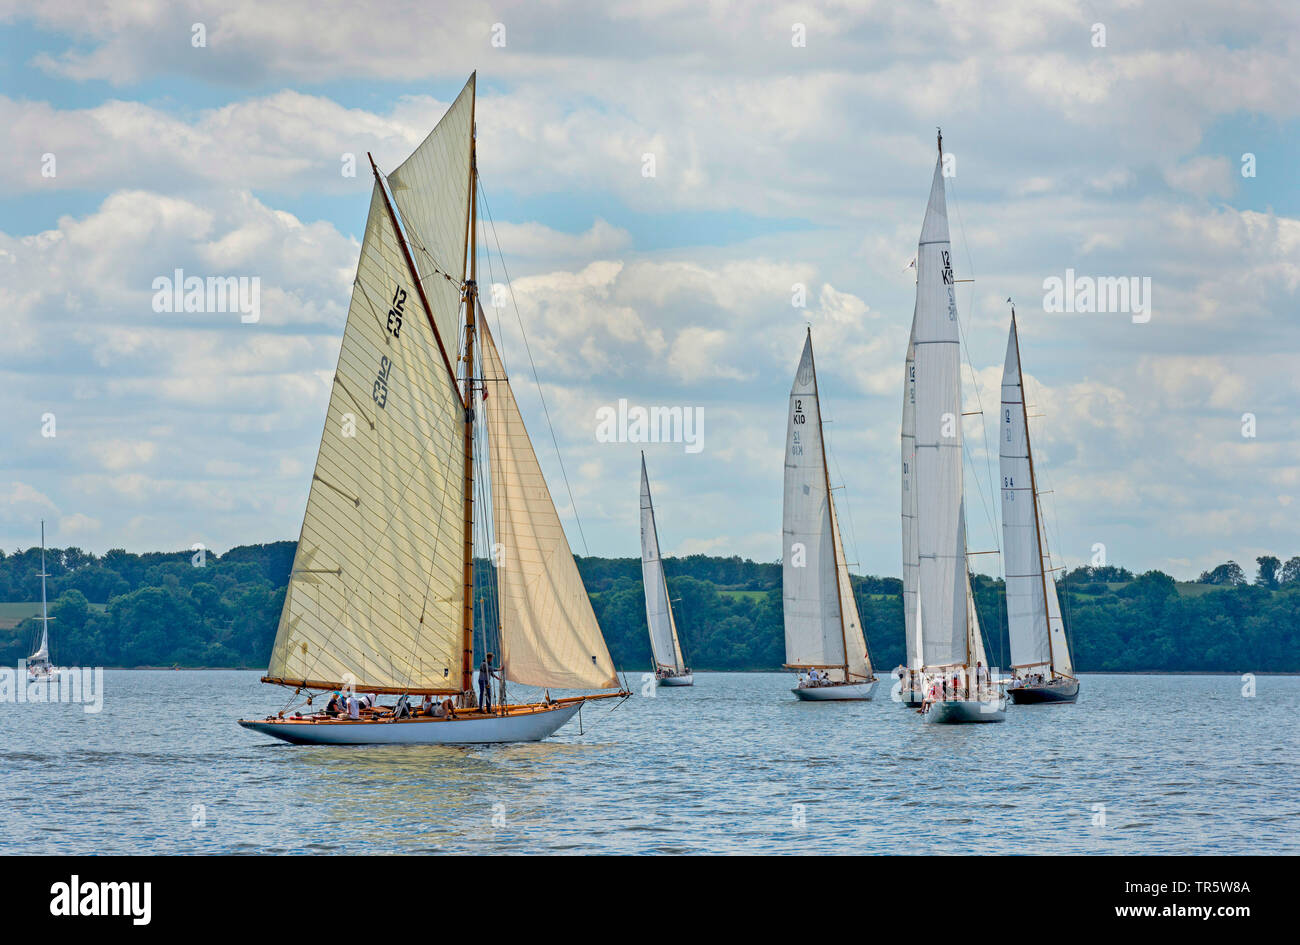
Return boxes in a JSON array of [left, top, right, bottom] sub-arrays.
[[26, 521, 56, 682], [999, 309, 1079, 704], [640, 454, 693, 686], [908, 133, 1003, 723], [239, 74, 628, 745], [783, 330, 877, 701]]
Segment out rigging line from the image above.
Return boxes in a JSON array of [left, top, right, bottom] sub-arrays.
[[478, 179, 591, 556]]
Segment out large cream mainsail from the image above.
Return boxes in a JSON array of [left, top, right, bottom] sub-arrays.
[[266, 182, 466, 693], [641, 456, 685, 674], [388, 74, 475, 360], [479, 318, 620, 690]]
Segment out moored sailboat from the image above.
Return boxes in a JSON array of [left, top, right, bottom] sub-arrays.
[[999, 309, 1079, 705], [907, 134, 1003, 723], [782, 330, 877, 701], [238, 74, 628, 745], [640, 454, 693, 686]]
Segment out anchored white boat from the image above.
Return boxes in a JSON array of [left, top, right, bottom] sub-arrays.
[[999, 311, 1080, 705], [26, 521, 57, 682], [906, 133, 1002, 724], [782, 330, 878, 702], [640, 454, 693, 687], [239, 74, 627, 746]]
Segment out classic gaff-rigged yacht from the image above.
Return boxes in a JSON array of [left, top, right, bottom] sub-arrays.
[[907, 134, 1003, 723], [782, 330, 878, 701], [999, 309, 1080, 705], [238, 74, 628, 745], [640, 455, 693, 686], [26, 521, 57, 682]]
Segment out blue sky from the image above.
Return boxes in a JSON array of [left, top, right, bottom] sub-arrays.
[[2, 0, 1298, 580]]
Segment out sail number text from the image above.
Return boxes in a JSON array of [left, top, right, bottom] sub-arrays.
[[387, 287, 407, 338]]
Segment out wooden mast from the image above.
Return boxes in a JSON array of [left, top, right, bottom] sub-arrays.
[[1012, 307, 1063, 682], [460, 81, 479, 704], [807, 329, 853, 682]]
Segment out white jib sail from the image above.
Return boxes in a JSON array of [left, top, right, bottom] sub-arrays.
[[479, 318, 620, 691], [267, 182, 466, 693], [783, 333, 848, 678], [641, 456, 684, 673], [830, 491, 873, 680], [901, 317, 921, 669], [913, 155, 968, 669]]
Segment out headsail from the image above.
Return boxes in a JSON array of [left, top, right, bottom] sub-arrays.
[[266, 182, 467, 694], [479, 318, 620, 690], [912, 153, 969, 669], [830, 492, 873, 680], [387, 74, 475, 360], [640, 456, 685, 674], [1000, 316, 1073, 676], [783, 334, 844, 675]]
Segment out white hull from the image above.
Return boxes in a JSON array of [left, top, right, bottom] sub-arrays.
[[657, 673, 694, 687], [792, 679, 878, 701], [924, 697, 1005, 723], [239, 702, 583, 745]]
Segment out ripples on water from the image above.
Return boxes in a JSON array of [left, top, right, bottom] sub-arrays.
[[1, 671, 1295, 854]]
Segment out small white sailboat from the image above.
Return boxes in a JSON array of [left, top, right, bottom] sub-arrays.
[[782, 330, 878, 701], [26, 521, 57, 682], [999, 309, 1079, 705], [640, 454, 693, 686], [907, 133, 1003, 723], [239, 74, 628, 745]]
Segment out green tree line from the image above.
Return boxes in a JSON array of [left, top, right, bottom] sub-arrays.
[[1, 542, 1296, 673]]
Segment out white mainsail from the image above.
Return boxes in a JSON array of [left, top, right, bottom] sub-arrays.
[[783, 332, 871, 682], [900, 318, 921, 669], [30, 520, 51, 665], [1000, 316, 1073, 677], [640, 456, 685, 674], [266, 182, 467, 694], [479, 318, 620, 691], [912, 154, 969, 669]]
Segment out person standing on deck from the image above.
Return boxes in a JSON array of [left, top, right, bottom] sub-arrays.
[[478, 653, 501, 714]]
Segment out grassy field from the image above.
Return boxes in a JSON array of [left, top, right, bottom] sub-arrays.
[[0, 601, 105, 630]]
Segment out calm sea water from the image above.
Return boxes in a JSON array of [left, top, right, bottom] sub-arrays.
[[1, 671, 1295, 854]]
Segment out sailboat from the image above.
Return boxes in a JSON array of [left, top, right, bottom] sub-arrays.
[[26, 521, 56, 682], [907, 133, 1003, 723], [640, 454, 693, 686], [999, 309, 1079, 704], [239, 74, 628, 745], [782, 330, 877, 701]]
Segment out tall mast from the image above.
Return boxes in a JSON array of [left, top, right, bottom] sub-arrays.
[[1012, 307, 1054, 677], [38, 520, 49, 654], [808, 329, 851, 679], [460, 87, 479, 700]]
